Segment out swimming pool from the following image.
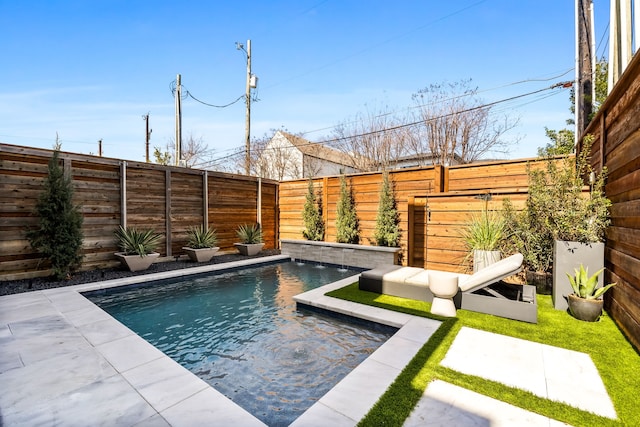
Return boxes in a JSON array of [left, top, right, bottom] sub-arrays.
[[86, 261, 396, 426]]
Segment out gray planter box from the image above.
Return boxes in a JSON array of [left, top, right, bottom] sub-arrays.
[[552, 240, 604, 310], [280, 239, 401, 269]]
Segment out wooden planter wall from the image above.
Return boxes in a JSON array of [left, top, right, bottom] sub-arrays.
[[580, 51, 640, 351], [0, 144, 278, 281]]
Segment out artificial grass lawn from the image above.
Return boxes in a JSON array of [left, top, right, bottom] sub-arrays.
[[326, 283, 640, 427]]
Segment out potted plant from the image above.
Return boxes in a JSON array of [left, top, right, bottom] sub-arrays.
[[114, 226, 161, 271], [183, 225, 219, 262], [566, 264, 616, 321], [460, 208, 504, 272], [234, 223, 264, 256]]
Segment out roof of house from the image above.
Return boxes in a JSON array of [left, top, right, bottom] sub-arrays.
[[276, 131, 354, 167]]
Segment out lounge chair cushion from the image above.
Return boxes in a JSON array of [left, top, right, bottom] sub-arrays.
[[458, 253, 524, 292]]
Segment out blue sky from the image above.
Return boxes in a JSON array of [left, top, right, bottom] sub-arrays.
[[0, 1, 611, 167]]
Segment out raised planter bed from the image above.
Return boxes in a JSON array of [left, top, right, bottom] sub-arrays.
[[280, 239, 401, 269]]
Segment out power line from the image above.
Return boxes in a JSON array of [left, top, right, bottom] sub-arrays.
[[200, 80, 573, 167]]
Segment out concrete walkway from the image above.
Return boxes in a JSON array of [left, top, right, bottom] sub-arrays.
[[0, 256, 617, 425]]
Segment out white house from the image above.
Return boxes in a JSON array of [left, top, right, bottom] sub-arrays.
[[257, 131, 357, 180]]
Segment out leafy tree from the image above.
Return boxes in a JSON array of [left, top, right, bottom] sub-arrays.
[[374, 172, 400, 247], [537, 128, 575, 157], [335, 175, 359, 244], [301, 179, 324, 241], [26, 139, 84, 279]]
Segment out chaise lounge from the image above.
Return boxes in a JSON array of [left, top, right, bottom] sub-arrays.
[[358, 253, 537, 323]]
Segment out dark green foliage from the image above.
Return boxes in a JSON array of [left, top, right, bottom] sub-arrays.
[[335, 175, 359, 244], [236, 223, 263, 244], [26, 144, 84, 280], [502, 142, 611, 273], [186, 225, 218, 249], [301, 179, 324, 241], [374, 173, 400, 247], [114, 226, 161, 256]]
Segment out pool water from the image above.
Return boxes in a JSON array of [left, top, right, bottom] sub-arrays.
[[86, 261, 396, 426]]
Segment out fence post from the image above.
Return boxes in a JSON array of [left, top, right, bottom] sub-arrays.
[[407, 196, 415, 266], [120, 161, 127, 229], [203, 171, 208, 230], [165, 170, 172, 257]]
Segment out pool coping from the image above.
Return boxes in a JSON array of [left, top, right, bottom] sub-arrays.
[[0, 255, 439, 426]]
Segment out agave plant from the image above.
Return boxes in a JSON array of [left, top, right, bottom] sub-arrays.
[[186, 225, 218, 249], [236, 223, 263, 244], [567, 264, 616, 300], [114, 226, 161, 257]]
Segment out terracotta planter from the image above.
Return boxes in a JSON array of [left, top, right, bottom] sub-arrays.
[[114, 252, 159, 272], [183, 247, 219, 262], [567, 293, 604, 322], [234, 243, 264, 256]]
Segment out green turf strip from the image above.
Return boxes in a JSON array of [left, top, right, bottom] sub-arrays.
[[326, 283, 639, 427]]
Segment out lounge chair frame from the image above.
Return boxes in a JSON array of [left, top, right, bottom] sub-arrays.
[[358, 255, 537, 323]]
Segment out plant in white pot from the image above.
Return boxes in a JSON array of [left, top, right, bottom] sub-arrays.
[[114, 226, 162, 271], [183, 225, 219, 262], [566, 264, 616, 322], [234, 223, 264, 256], [460, 208, 504, 272]]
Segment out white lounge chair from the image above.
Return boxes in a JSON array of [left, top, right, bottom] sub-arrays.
[[358, 253, 537, 323]]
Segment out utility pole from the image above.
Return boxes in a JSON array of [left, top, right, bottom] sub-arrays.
[[143, 113, 152, 162], [237, 40, 257, 175], [575, 0, 594, 141], [98, 139, 102, 157], [244, 40, 252, 175], [175, 74, 183, 167]]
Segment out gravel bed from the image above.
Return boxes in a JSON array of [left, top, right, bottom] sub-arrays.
[[0, 249, 282, 296]]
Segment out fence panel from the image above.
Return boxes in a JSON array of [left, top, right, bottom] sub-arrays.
[[582, 51, 640, 349], [0, 144, 278, 280]]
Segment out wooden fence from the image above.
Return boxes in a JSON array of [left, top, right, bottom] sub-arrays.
[[279, 158, 557, 272], [580, 51, 640, 350], [0, 144, 278, 281]]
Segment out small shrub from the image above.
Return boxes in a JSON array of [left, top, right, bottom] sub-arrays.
[[236, 223, 263, 244], [186, 225, 217, 249], [335, 175, 359, 244], [460, 209, 504, 252], [502, 140, 611, 273], [26, 142, 84, 280], [374, 172, 400, 247], [301, 179, 324, 241], [114, 226, 161, 256]]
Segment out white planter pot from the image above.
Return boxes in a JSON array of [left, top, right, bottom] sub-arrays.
[[183, 247, 219, 262], [473, 250, 501, 273], [552, 240, 605, 310], [234, 243, 264, 256], [114, 252, 159, 272]]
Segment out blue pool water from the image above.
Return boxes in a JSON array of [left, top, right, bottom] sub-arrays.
[[86, 261, 396, 426]]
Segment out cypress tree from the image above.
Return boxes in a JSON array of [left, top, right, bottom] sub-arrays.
[[335, 175, 359, 244], [26, 141, 84, 279], [374, 172, 400, 247], [302, 179, 324, 241]]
